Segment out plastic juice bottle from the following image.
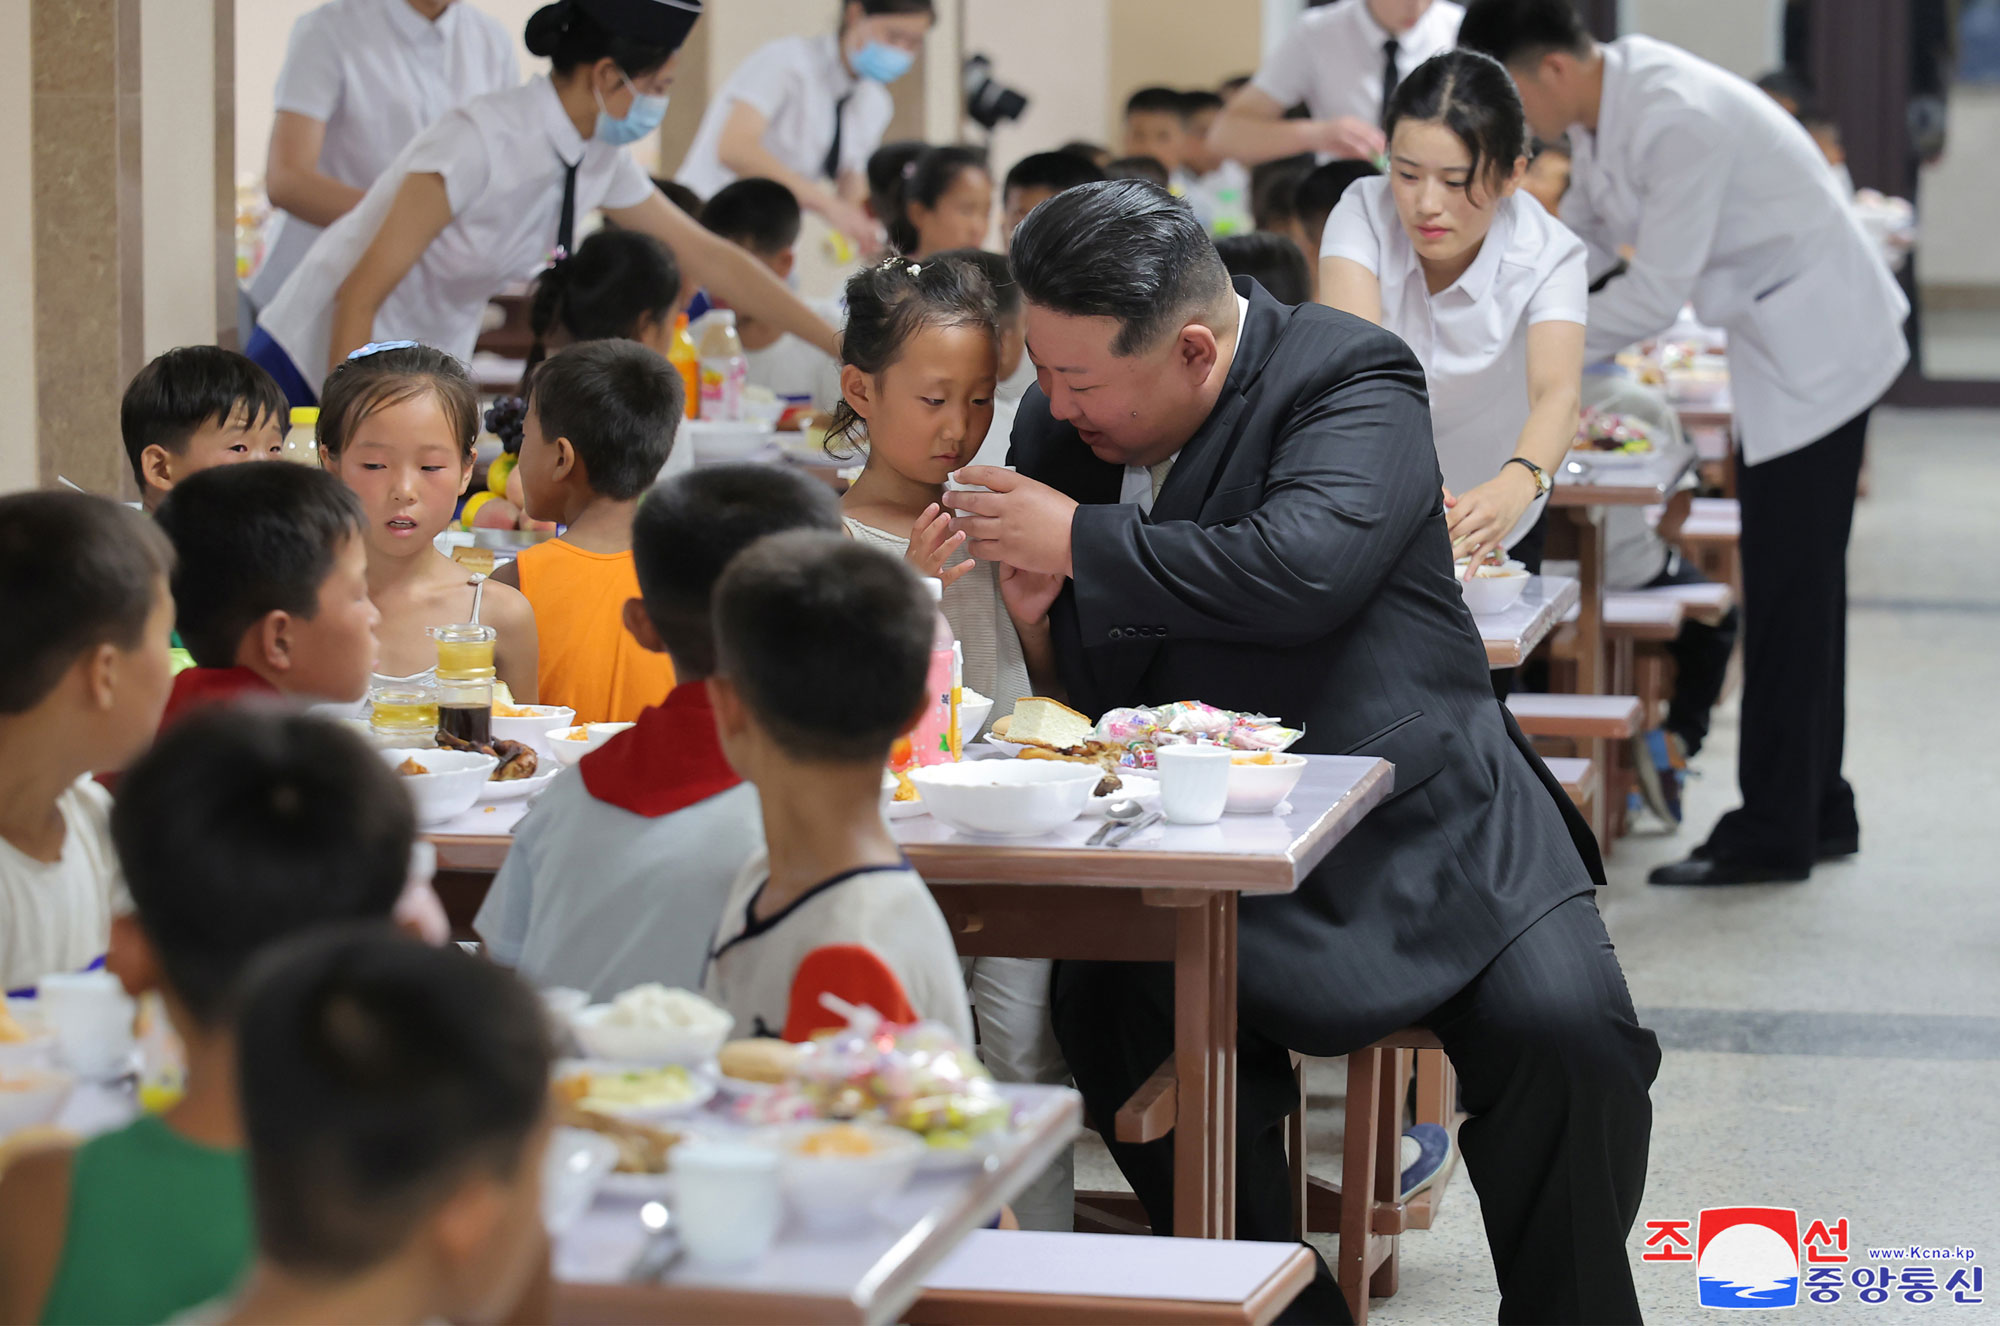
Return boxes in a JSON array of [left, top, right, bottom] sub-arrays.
[[901, 579, 961, 766], [696, 309, 749, 422], [431, 623, 497, 747], [667, 312, 700, 421], [279, 406, 320, 465]]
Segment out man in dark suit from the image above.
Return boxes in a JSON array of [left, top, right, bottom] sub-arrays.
[[945, 181, 1660, 1325]]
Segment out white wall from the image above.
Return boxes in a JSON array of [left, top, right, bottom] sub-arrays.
[[0, 0, 35, 492], [1617, 0, 1782, 79], [143, 0, 219, 356], [1917, 85, 2000, 289], [963, 0, 1112, 181]]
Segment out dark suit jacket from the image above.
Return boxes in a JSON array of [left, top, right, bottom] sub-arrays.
[[1012, 280, 1605, 1054]]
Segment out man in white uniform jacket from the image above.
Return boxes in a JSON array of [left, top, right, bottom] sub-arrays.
[[1461, 0, 1910, 887]]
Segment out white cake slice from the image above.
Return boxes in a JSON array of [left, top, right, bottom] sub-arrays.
[[1003, 697, 1096, 752]]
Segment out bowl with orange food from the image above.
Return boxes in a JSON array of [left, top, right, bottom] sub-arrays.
[[547, 722, 636, 768], [1224, 751, 1308, 815]]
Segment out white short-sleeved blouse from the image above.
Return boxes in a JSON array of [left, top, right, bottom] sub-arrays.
[[675, 33, 893, 198]]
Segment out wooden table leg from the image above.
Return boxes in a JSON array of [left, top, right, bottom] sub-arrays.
[[1171, 892, 1237, 1239], [1563, 504, 1612, 844]]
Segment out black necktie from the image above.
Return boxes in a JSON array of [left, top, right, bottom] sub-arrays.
[[1381, 37, 1401, 129], [823, 92, 852, 180], [555, 155, 579, 259]]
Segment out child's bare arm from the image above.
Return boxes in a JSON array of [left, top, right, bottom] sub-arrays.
[[482, 579, 540, 705], [0, 1145, 76, 1323]]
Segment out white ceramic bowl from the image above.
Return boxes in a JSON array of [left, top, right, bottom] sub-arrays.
[[1225, 752, 1308, 815], [571, 1002, 734, 1065], [956, 689, 995, 741], [0, 1068, 75, 1137], [909, 761, 1100, 838], [682, 419, 778, 466], [0, 1000, 57, 1074], [1458, 564, 1530, 615], [546, 722, 635, 768], [491, 705, 574, 758], [380, 747, 498, 825], [758, 1121, 925, 1230]]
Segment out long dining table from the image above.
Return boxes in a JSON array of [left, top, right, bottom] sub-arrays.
[[426, 752, 1394, 1241], [1549, 448, 1696, 693]]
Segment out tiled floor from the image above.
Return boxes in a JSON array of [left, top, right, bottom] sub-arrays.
[[1075, 407, 2000, 1324]]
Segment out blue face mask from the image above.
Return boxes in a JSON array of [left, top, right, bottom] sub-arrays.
[[850, 40, 914, 84], [595, 73, 669, 146]]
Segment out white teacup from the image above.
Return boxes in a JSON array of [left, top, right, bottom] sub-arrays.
[[675, 1141, 783, 1267], [1155, 744, 1234, 825], [37, 970, 135, 1080]]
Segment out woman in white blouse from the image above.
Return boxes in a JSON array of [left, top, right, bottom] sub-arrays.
[[252, 0, 836, 404], [675, 0, 933, 249], [249, 0, 518, 316], [1318, 48, 1585, 576]]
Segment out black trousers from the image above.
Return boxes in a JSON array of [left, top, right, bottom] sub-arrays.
[[1701, 409, 1869, 868], [1646, 555, 1740, 757], [1053, 892, 1661, 1325]]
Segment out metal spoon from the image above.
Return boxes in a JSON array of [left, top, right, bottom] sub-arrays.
[[1086, 798, 1145, 847], [1105, 809, 1165, 849], [628, 1200, 684, 1283]]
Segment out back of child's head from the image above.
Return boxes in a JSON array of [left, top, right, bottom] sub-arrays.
[[111, 707, 412, 1028], [1251, 157, 1314, 233], [1057, 140, 1112, 169], [155, 461, 367, 668], [527, 229, 683, 373], [316, 342, 480, 462], [653, 175, 706, 220], [235, 927, 551, 1282], [631, 465, 843, 678], [885, 144, 990, 254], [1124, 86, 1186, 122], [701, 177, 803, 258], [866, 139, 929, 226], [1299, 157, 1381, 231], [713, 531, 931, 764], [1002, 150, 1106, 202], [1216, 231, 1314, 305], [0, 491, 173, 715], [1106, 155, 1170, 188], [120, 346, 287, 492], [526, 339, 682, 500], [825, 254, 997, 452]]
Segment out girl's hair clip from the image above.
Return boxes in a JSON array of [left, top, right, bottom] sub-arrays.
[[347, 340, 419, 361]]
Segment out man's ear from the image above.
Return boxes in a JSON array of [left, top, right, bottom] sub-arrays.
[[106, 914, 164, 1000], [139, 445, 176, 498], [621, 597, 666, 654], [838, 365, 875, 425], [1175, 322, 1222, 383]]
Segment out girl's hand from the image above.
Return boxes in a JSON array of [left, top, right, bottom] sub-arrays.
[[998, 562, 1064, 627], [1446, 465, 1540, 575], [909, 503, 974, 588]]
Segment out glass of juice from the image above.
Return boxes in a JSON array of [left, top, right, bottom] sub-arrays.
[[370, 684, 438, 744]]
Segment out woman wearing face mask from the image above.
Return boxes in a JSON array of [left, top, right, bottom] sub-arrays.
[[1318, 49, 1585, 597], [674, 0, 934, 252], [251, 0, 838, 406]]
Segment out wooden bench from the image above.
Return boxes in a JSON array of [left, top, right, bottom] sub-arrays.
[[1543, 756, 1596, 814], [1507, 694, 1639, 847], [1650, 496, 1741, 591], [909, 1230, 1316, 1325], [1632, 578, 1734, 626]]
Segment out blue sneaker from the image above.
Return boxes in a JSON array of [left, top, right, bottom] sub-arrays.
[[1632, 729, 1683, 824], [1399, 1123, 1451, 1199]]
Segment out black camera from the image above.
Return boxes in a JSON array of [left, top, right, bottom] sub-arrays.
[[963, 54, 1028, 130]]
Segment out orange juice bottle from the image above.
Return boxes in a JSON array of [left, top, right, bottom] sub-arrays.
[[667, 312, 699, 420]]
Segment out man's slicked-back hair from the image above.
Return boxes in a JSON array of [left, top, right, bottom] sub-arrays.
[[631, 464, 844, 678], [1456, 0, 1593, 68], [1010, 179, 1234, 356]]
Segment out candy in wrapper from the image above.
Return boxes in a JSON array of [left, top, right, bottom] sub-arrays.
[[787, 1001, 1009, 1151], [1093, 701, 1303, 759], [1093, 707, 1161, 746]]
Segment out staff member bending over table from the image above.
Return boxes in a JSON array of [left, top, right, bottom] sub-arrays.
[[946, 179, 1660, 1325], [252, 0, 837, 404], [1460, 0, 1911, 887]]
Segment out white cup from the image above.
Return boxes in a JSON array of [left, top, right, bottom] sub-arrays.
[[675, 1141, 783, 1267], [1155, 744, 1234, 825], [37, 970, 135, 1080]]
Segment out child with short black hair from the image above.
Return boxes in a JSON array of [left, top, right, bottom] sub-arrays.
[[153, 461, 379, 727], [317, 343, 539, 700], [478, 464, 843, 999], [1178, 88, 1254, 237], [886, 145, 994, 258], [221, 928, 552, 1326], [704, 531, 974, 1045], [490, 340, 682, 723], [1000, 150, 1106, 248], [1294, 157, 1383, 270], [702, 177, 844, 409], [0, 709, 413, 1325], [121, 346, 288, 511], [1217, 230, 1315, 306], [1105, 154, 1170, 188], [1122, 86, 1189, 175], [0, 492, 174, 994]]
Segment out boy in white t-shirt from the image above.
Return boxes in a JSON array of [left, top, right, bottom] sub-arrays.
[[0, 493, 176, 993], [699, 178, 845, 411], [476, 465, 845, 1000], [704, 531, 974, 1045]]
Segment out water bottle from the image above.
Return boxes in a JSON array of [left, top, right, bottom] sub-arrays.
[[696, 310, 749, 422]]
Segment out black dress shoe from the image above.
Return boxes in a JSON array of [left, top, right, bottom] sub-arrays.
[[1689, 834, 1859, 864], [1648, 856, 1811, 886]]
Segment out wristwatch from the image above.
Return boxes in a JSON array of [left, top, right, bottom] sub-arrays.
[[1505, 456, 1553, 497]]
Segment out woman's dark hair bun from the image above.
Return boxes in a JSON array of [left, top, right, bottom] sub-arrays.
[[524, 2, 571, 58]]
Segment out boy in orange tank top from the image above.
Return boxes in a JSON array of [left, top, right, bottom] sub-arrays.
[[492, 341, 681, 723]]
